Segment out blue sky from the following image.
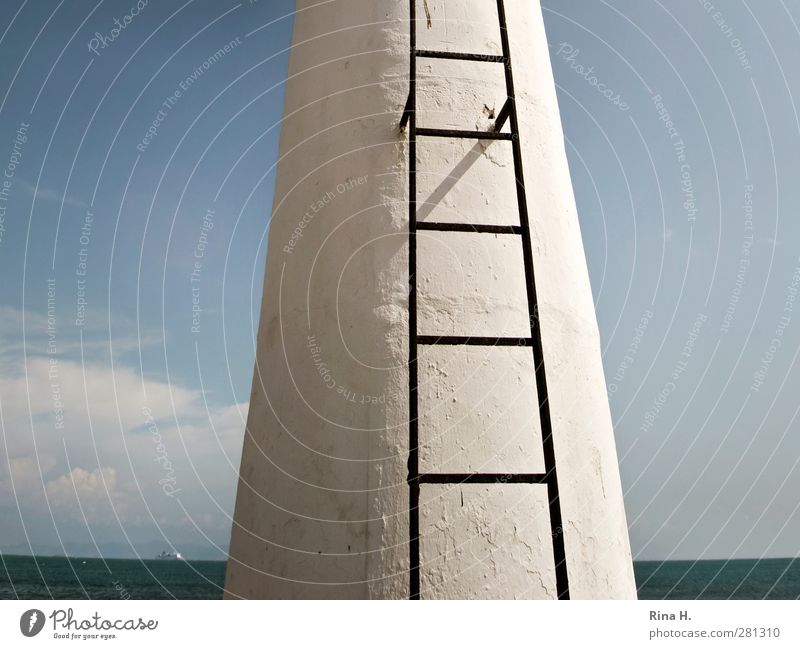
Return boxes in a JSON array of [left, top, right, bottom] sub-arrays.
[[1, 0, 799, 563], [0, 0, 295, 558], [546, 0, 800, 562]]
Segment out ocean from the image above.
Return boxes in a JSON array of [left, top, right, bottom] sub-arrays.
[[1, 555, 798, 599]]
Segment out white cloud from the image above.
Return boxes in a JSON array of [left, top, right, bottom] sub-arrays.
[[0, 357, 198, 456], [0, 320, 248, 545], [45, 466, 121, 523], [0, 305, 162, 362], [0, 455, 56, 508]]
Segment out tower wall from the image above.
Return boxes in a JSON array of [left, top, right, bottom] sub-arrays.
[[225, 0, 636, 599]]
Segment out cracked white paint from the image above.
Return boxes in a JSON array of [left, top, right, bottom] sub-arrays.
[[225, 0, 636, 599], [417, 138, 518, 225], [421, 484, 555, 599], [418, 232, 530, 338], [418, 345, 544, 475]]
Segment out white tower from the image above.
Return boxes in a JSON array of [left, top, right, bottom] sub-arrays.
[[225, 0, 636, 599]]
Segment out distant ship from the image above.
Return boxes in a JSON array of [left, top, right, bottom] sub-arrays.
[[155, 551, 183, 560]]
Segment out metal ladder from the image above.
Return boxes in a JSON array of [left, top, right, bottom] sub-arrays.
[[401, 0, 570, 600]]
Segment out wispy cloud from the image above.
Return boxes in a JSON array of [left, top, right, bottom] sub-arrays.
[[16, 180, 88, 209], [0, 316, 247, 549]]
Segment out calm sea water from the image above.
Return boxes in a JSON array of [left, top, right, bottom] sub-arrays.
[[1, 555, 799, 599], [635, 558, 800, 599], [0, 555, 226, 600]]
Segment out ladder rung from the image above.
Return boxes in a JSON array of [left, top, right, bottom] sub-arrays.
[[417, 336, 533, 347], [415, 49, 507, 63], [416, 128, 513, 140], [417, 473, 549, 484], [417, 222, 522, 235]]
